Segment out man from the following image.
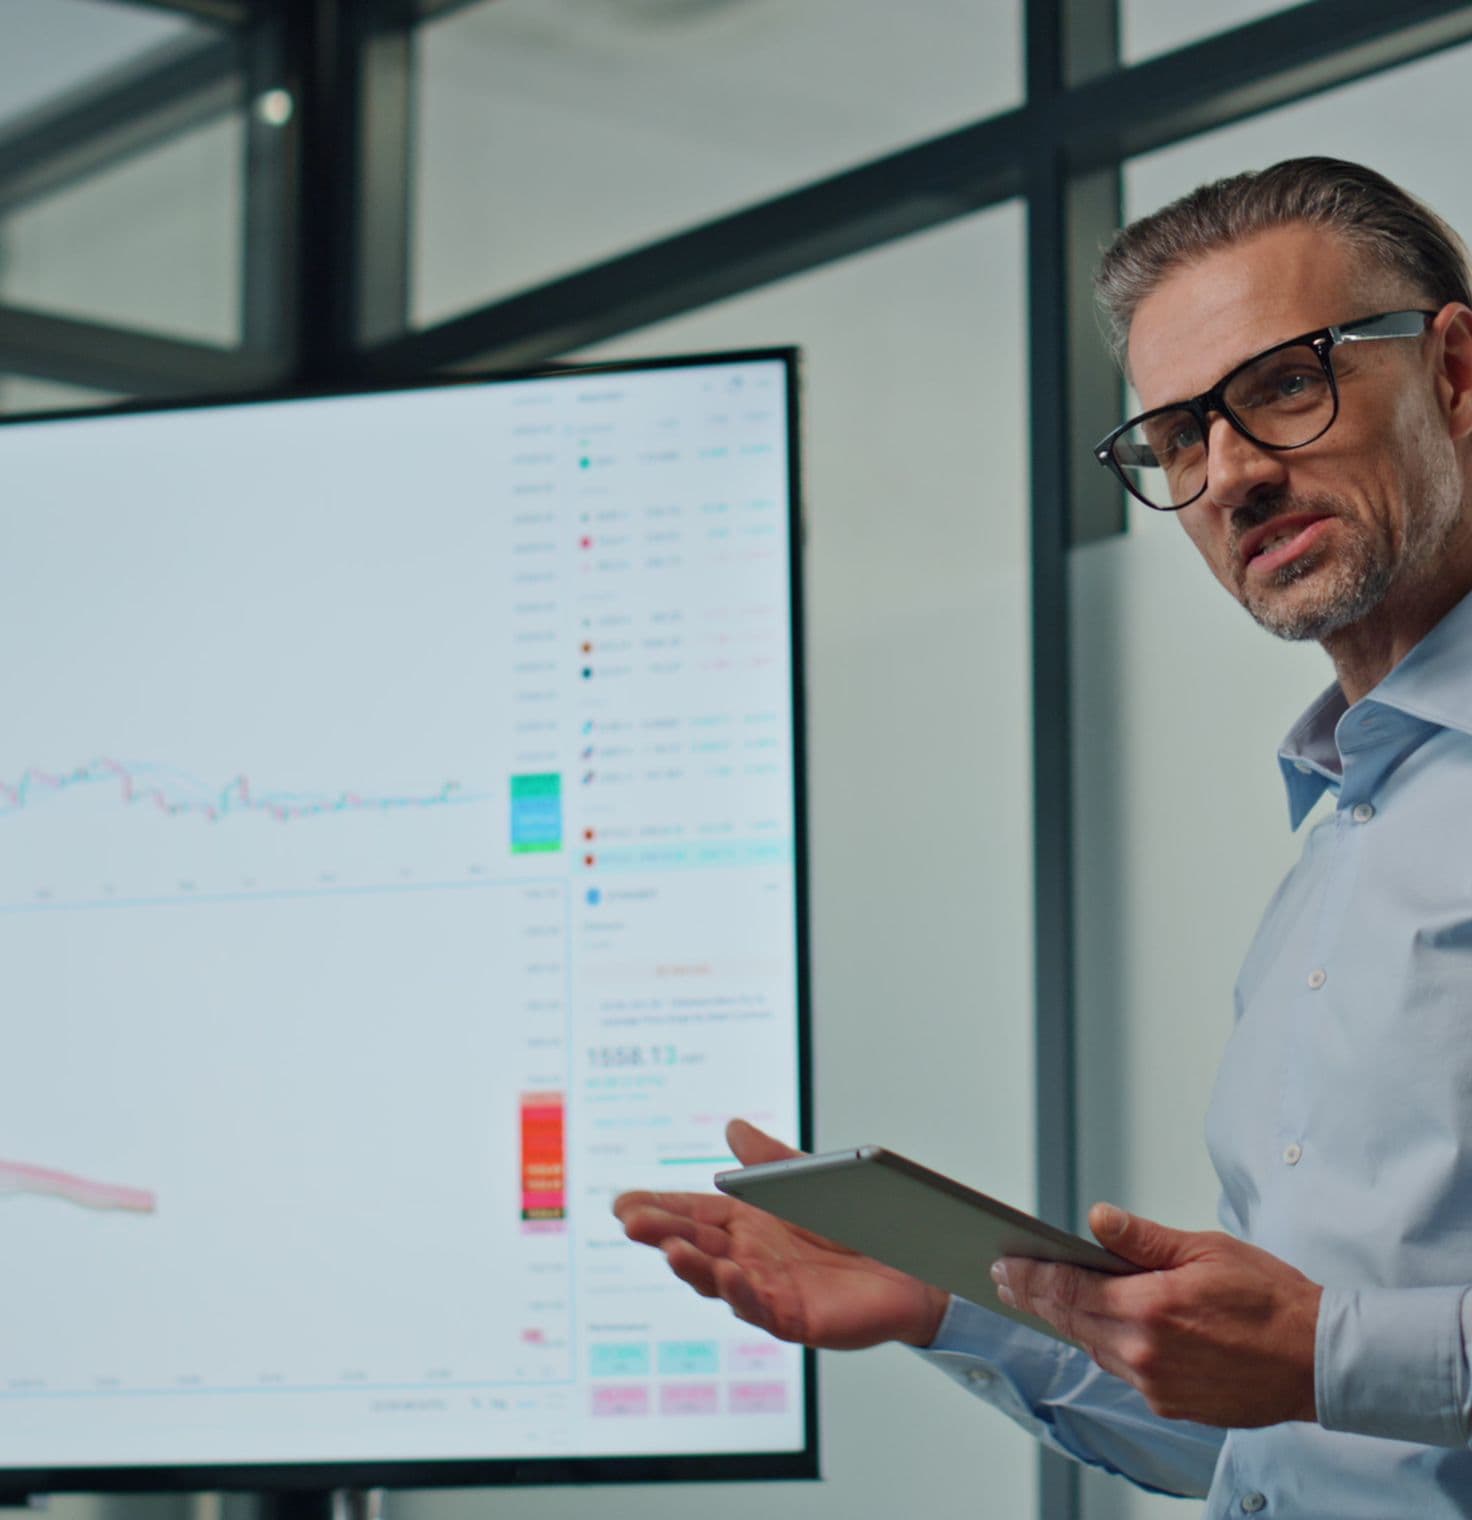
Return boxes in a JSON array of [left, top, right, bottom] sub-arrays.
[[614, 158, 1472, 1514]]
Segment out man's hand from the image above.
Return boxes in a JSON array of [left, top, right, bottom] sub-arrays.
[[613, 1119, 949, 1351], [994, 1203, 1322, 1427]]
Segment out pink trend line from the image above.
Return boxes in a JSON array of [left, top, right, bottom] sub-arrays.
[[0, 1158, 157, 1214]]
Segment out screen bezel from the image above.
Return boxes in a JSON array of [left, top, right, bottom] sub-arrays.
[[0, 348, 815, 1495]]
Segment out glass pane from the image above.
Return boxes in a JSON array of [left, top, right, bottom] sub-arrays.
[[411, 0, 1022, 326], [1128, 43, 1472, 236], [0, 0, 208, 131], [0, 374, 119, 416], [392, 203, 1035, 1520], [1121, 0, 1306, 64], [1077, 41, 1472, 1520], [0, 113, 245, 345]]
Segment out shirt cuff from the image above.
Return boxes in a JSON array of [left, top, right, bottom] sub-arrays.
[[918, 1293, 1074, 1397], [1315, 1283, 1469, 1447]]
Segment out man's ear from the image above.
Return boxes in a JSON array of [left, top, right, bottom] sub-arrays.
[[1433, 303, 1472, 442]]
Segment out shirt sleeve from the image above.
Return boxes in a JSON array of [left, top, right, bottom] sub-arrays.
[[911, 1294, 1225, 1498], [1314, 1283, 1472, 1447]]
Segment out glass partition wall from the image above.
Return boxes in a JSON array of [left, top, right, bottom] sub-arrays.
[[7, 4, 1472, 1520], [0, 0, 281, 409]]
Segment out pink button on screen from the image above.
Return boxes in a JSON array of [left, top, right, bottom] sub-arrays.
[[660, 1383, 719, 1415], [728, 1340, 784, 1374], [729, 1381, 787, 1414], [591, 1386, 650, 1417]]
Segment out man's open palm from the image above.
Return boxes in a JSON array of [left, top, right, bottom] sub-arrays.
[[613, 1119, 948, 1350]]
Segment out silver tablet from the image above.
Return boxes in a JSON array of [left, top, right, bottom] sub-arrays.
[[715, 1145, 1139, 1344]]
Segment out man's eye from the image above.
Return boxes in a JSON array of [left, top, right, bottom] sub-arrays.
[[1156, 422, 1201, 461], [1234, 362, 1326, 409], [1275, 371, 1317, 398]]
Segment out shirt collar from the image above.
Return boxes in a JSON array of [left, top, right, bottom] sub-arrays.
[[1277, 586, 1472, 829]]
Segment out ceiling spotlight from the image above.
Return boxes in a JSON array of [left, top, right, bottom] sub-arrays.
[[255, 89, 294, 128]]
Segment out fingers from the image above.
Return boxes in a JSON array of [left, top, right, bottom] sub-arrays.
[[613, 1188, 736, 1233], [994, 1257, 1127, 1344], [726, 1117, 803, 1166], [1087, 1202, 1197, 1269], [1074, 1336, 1137, 1387], [662, 1237, 724, 1299], [613, 1192, 736, 1258], [661, 1243, 779, 1335], [1087, 1202, 1130, 1244], [712, 1254, 774, 1331]]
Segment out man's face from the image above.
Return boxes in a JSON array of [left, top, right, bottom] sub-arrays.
[[1126, 222, 1461, 643]]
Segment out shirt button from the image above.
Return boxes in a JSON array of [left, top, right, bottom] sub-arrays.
[[1351, 802, 1375, 823], [1307, 968, 1327, 990], [1283, 1143, 1303, 1166], [1242, 1496, 1267, 1515], [964, 1367, 995, 1386]]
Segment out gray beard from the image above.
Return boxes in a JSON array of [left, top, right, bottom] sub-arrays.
[[1242, 521, 1393, 642], [1235, 413, 1466, 643]]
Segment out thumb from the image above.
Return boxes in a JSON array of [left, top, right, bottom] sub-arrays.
[[726, 1117, 802, 1166], [1088, 1202, 1194, 1268]]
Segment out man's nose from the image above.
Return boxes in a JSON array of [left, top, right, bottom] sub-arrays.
[[1201, 413, 1288, 510]]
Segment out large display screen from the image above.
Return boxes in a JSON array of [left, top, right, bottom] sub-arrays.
[[0, 353, 811, 1490]]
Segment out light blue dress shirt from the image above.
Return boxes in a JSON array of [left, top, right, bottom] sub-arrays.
[[916, 588, 1472, 1516]]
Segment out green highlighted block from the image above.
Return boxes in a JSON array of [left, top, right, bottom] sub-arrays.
[[658, 1341, 720, 1376], [511, 773, 562, 854], [590, 1343, 651, 1377]]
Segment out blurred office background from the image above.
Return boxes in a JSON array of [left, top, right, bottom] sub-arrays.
[[4, 2, 1471, 1518]]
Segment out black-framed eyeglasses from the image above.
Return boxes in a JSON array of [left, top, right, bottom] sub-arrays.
[[1093, 308, 1435, 512]]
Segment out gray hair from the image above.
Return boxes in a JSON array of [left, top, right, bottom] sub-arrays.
[[1095, 156, 1472, 371]]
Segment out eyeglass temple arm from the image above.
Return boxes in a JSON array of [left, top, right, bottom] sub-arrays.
[[1329, 310, 1435, 343]]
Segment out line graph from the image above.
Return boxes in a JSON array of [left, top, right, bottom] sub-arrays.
[[1, 758, 489, 824], [0, 1158, 157, 1214]]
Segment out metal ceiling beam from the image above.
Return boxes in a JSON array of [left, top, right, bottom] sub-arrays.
[[241, 5, 294, 357], [6, 0, 1465, 395], [0, 37, 241, 215], [361, 111, 1030, 377], [0, 304, 276, 396], [355, 13, 414, 347], [273, 0, 415, 381], [114, 0, 256, 23], [362, 0, 1472, 386], [280, 0, 360, 381], [411, 0, 495, 22], [1025, 5, 1120, 1518], [1059, 0, 1472, 166]]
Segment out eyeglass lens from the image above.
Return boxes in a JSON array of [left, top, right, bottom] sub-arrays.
[[1111, 342, 1335, 509]]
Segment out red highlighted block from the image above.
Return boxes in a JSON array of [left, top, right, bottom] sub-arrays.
[[520, 1091, 565, 1224]]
